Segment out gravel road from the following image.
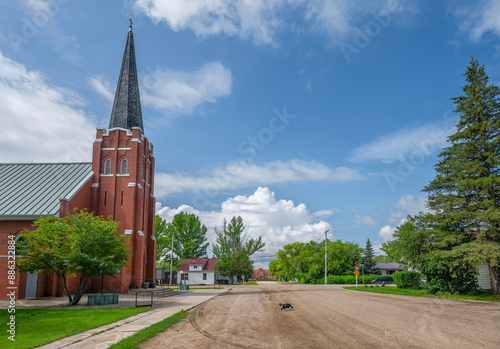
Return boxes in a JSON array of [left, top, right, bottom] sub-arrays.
[[142, 282, 500, 348]]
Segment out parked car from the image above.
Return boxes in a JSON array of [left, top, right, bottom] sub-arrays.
[[370, 276, 394, 284]]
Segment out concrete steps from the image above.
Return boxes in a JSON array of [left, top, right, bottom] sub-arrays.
[[128, 287, 179, 297]]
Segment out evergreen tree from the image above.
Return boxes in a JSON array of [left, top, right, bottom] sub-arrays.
[[362, 239, 380, 275], [212, 216, 265, 284], [424, 58, 500, 294]]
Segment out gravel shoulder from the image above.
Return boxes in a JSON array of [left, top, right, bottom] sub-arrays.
[[142, 282, 500, 349]]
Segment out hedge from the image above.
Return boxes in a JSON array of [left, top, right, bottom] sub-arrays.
[[392, 271, 422, 289], [312, 274, 381, 284]]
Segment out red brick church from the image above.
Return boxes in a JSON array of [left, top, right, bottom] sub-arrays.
[[0, 22, 156, 299]]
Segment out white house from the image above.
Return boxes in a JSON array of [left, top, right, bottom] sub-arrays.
[[177, 257, 221, 285]]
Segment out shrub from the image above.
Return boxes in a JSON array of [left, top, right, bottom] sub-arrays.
[[393, 271, 422, 289], [299, 277, 307, 284]]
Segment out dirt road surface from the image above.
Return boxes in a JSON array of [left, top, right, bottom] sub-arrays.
[[142, 283, 500, 348]]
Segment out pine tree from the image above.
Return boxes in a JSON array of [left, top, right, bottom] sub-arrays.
[[424, 58, 500, 294], [212, 216, 265, 284], [362, 239, 380, 275]]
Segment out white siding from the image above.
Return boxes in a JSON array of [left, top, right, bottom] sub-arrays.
[[478, 264, 491, 290], [177, 271, 215, 285]]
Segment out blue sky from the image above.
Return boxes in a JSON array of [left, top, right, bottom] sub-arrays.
[[1, 0, 499, 268]]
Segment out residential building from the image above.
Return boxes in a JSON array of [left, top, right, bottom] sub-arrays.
[[375, 263, 405, 275], [176, 257, 219, 285]]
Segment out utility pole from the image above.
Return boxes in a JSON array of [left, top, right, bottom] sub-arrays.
[[325, 229, 329, 285], [169, 231, 174, 288]]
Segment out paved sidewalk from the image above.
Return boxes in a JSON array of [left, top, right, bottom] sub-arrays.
[[33, 288, 228, 349]]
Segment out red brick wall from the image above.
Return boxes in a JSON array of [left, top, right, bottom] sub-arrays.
[[0, 221, 33, 299]]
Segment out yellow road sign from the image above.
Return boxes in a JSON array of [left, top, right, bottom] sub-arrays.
[[354, 271, 360, 275]]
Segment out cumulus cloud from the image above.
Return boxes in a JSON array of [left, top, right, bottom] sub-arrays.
[[154, 159, 363, 198], [156, 186, 332, 265], [348, 118, 456, 164], [454, 0, 500, 42], [134, 0, 284, 45], [134, 0, 415, 46], [0, 51, 96, 163]]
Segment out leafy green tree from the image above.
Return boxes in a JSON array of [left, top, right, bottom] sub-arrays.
[[212, 216, 265, 284], [16, 210, 129, 305], [270, 239, 363, 282], [424, 58, 500, 293], [362, 239, 380, 275], [328, 240, 363, 276], [154, 215, 169, 262], [155, 212, 209, 269], [391, 215, 477, 294], [373, 254, 394, 263]]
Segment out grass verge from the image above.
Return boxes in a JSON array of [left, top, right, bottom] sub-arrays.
[[109, 310, 187, 349], [344, 286, 500, 302], [1, 307, 150, 349]]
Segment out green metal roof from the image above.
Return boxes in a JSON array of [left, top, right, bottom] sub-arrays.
[[0, 163, 93, 219]]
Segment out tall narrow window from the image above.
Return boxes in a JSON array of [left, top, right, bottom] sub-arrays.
[[121, 191, 124, 206], [15, 233, 28, 257], [146, 168, 149, 185], [104, 191, 107, 206], [120, 158, 127, 174], [104, 158, 111, 175]]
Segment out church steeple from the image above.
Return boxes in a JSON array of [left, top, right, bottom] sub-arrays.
[[109, 17, 144, 132]]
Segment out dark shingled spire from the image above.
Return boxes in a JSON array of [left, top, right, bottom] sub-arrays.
[[109, 19, 144, 132]]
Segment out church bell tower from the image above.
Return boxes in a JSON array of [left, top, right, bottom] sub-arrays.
[[89, 19, 156, 293]]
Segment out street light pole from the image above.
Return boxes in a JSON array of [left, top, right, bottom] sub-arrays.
[[169, 231, 174, 288], [324, 229, 329, 285]]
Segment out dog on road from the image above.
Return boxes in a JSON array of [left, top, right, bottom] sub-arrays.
[[279, 303, 293, 311]]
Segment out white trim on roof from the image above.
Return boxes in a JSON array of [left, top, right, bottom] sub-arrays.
[[61, 171, 94, 202]]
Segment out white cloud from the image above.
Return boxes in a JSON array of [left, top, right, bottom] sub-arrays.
[[134, 0, 284, 45], [90, 62, 231, 119], [156, 186, 332, 263], [348, 118, 456, 164], [355, 215, 377, 226], [154, 159, 363, 198], [0, 51, 96, 163], [455, 0, 500, 42], [134, 0, 415, 46], [313, 209, 338, 218], [376, 194, 428, 243], [89, 76, 114, 101], [141, 62, 231, 116]]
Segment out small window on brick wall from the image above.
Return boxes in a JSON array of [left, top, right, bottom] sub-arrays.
[[120, 158, 127, 174], [103, 158, 111, 175]]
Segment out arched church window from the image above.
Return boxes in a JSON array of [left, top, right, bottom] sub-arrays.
[[15, 233, 28, 257], [120, 158, 128, 175], [104, 158, 111, 175]]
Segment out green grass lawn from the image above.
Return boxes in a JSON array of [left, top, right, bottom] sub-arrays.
[[345, 285, 500, 302], [1, 307, 150, 349], [109, 310, 187, 349]]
